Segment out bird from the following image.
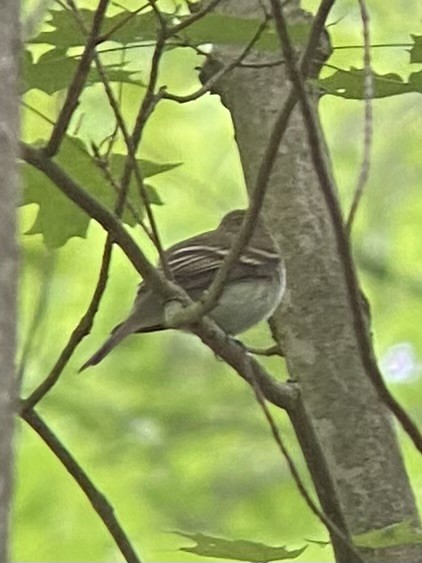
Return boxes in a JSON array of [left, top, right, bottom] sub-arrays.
[[80, 209, 285, 371]]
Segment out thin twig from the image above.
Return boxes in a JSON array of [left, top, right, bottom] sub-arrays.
[[56, 41, 166, 61], [21, 408, 142, 563], [93, 58, 163, 219], [115, 18, 170, 277], [164, 0, 223, 38], [22, 242, 113, 411], [246, 344, 283, 357], [91, 144, 154, 239], [163, 16, 271, 104], [346, 0, 373, 233], [268, 0, 422, 454], [104, 45, 127, 160], [45, 0, 110, 156], [245, 368, 364, 563], [333, 42, 412, 50], [71, 41, 415, 61], [96, 1, 150, 43], [147, 0, 167, 29], [239, 59, 285, 69]]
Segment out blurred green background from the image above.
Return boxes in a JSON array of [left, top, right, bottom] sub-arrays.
[[15, 0, 422, 561]]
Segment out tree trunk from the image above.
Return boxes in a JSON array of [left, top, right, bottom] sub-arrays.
[[0, 1, 20, 560], [202, 1, 422, 561]]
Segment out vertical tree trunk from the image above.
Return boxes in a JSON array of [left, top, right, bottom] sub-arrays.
[[0, 1, 20, 560], [202, 1, 422, 561]]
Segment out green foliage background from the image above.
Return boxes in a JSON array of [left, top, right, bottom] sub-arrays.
[[15, 0, 422, 561]]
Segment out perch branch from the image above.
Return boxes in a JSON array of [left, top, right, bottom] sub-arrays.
[[21, 142, 298, 413]]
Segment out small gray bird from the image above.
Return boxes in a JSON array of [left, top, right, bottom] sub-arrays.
[[80, 210, 285, 371]]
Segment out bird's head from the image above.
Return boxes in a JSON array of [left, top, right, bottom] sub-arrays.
[[219, 209, 267, 233]]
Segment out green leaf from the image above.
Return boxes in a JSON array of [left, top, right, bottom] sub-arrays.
[[305, 538, 330, 547], [29, 6, 309, 52], [24, 161, 90, 248], [180, 14, 310, 52], [409, 34, 422, 64], [23, 48, 142, 95], [29, 8, 159, 48], [23, 137, 181, 248], [174, 531, 307, 562], [319, 67, 419, 99], [353, 520, 422, 549], [29, 7, 87, 47], [108, 154, 181, 180]]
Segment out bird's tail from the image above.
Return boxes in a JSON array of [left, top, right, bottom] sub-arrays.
[[79, 319, 134, 372]]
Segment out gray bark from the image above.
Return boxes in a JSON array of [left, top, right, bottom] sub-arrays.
[[202, 1, 421, 561], [0, 0, 20, 560]]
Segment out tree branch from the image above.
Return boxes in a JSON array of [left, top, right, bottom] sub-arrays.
[[96, 1, 150, 43], [165, 0, 224, 38], [247, 374, 363, 563], [45, 0, 110, 156], [21, 408, 143, 563], [346, 0, 373, 233], [22, 242, 113, 411]]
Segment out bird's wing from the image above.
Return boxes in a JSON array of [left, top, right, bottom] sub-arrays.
[[165, 230, 281, 291]]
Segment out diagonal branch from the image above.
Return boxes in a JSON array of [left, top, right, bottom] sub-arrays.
[[165, 0, 224, 38], [45, 0, 110, 157], [246, 371, 363, 563], [110, 28, 170, 277], [346, 0, 373, 233], [268, 0, 422, 454], [91, 144, 153, 238], [21, 408, 143, 563], [96, 1, 150, 43], [22, 242, 113, 411]]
